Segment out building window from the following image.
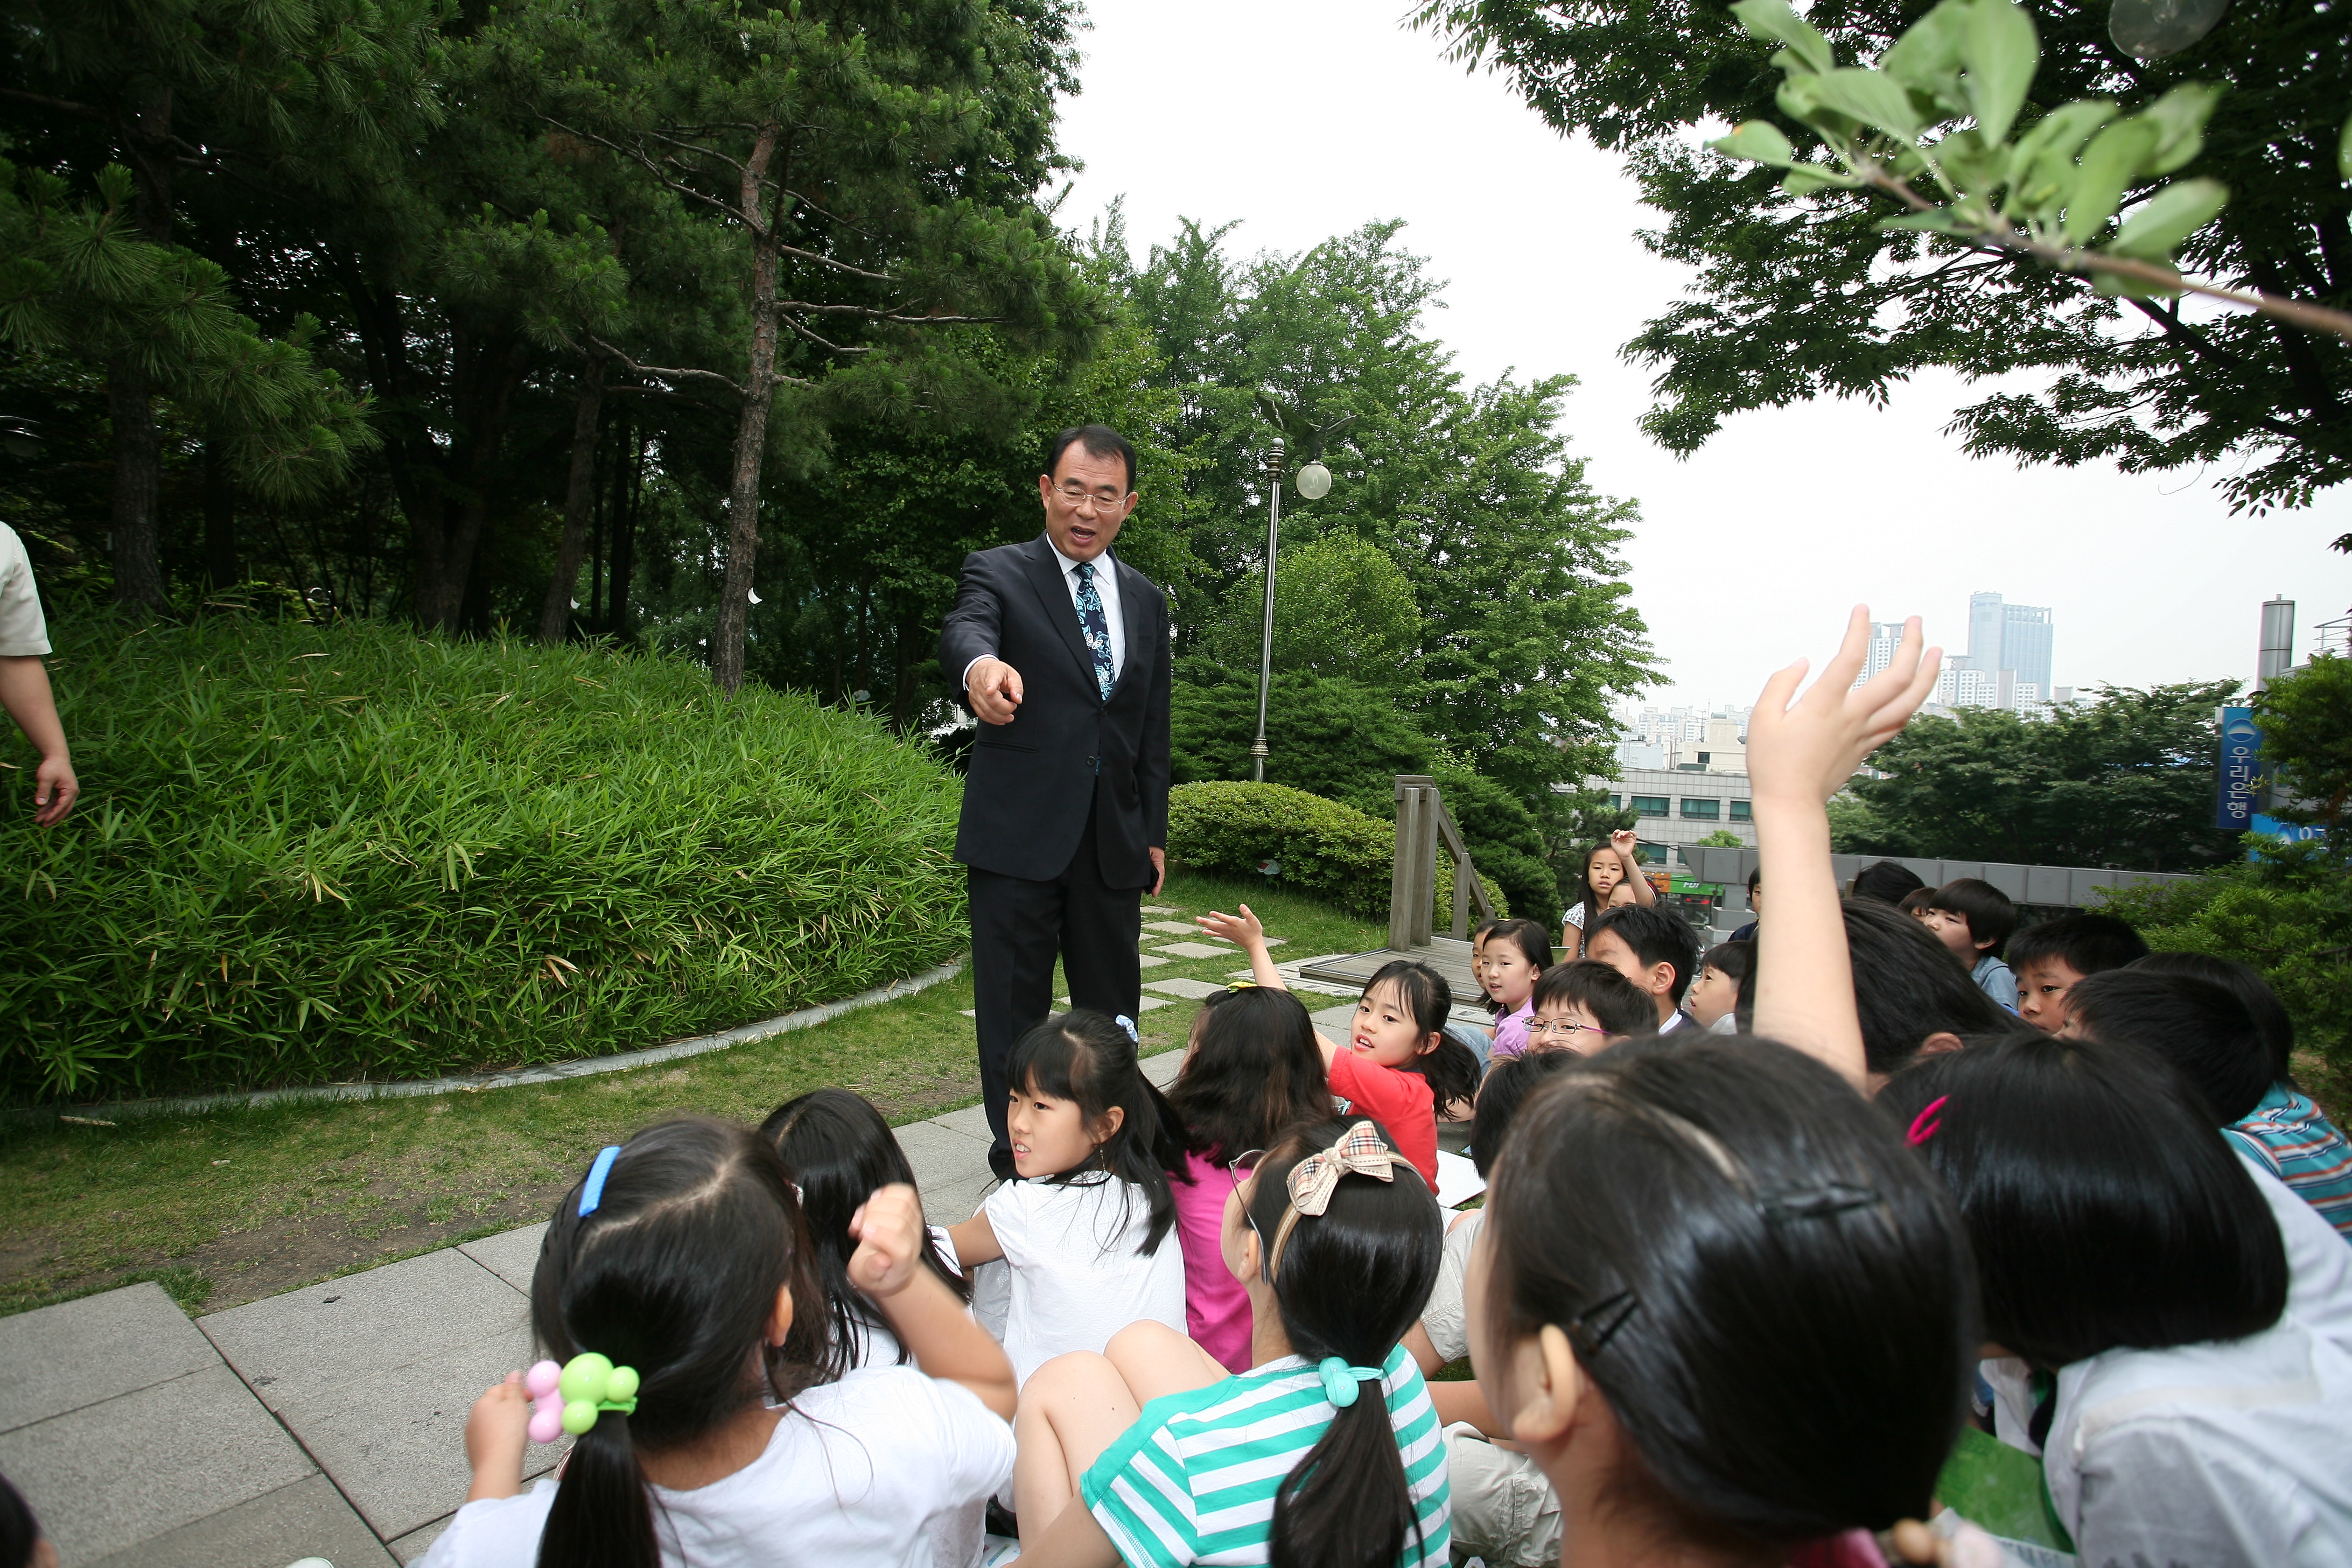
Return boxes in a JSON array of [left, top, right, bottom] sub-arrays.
[[1636, 839, 1670, 865], [1607, 794, 1621, 809], [1729, 800, 1752, 822], [1681, 797, 1721, 820], [1630, 795, 1669, 818]]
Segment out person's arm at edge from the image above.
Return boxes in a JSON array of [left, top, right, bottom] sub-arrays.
[[1428, 1376, 1503, 1435], [0, 655, 76, 826], [1746, 608, 1939, 1091], [947, 1206, 1005, 1270], [939, 550, 1014, 719], [852, 1184, 1017, 1419]]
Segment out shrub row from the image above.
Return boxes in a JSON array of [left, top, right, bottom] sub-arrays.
[[2, 614, 967, 1103], [1166, 780, 1505, 925]]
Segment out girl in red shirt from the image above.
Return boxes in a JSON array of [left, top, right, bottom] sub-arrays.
[[1195, 906, 1478, 1189]]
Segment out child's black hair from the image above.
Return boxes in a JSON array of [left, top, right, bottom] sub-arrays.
[[1470, 1050, 1581, 1178], [1926, 878, 2018, 957], [761, 1088, 971, 1384], [1245, 1118, 1443, 1568], [2135, 950, 2297, 1086], [1587, 903, 1700, 1004], [1361, 958, 1481, 1112], [1881, 1030, 2287, 1370], [1482, 1036, 1976, 1550], [1850, 859, 1927, 905], [1699, 940, 1752, 985], [1479, 918, 1555, 1017], [1008, 1009, 1186, 1255], [1169, 986, 1332, 1163], [0, 1473, 38, 1568], [2066, 970, 2271, 1124], [1745, 866, 1761, 894], [531, 1117, 829, 1568], [1529, 959, 1655, 1040], [1897, 887, 1935, 916], [2005, 912, 2149, 981], [1739, 899, 2005, 1076]]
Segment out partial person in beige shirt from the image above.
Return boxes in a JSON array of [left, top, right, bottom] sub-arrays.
[[0, 522, 76, 825]]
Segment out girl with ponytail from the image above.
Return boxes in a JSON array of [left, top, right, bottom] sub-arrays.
[[1007, 1117, 1449, 1568], [421, 1117, 1017, 1568]]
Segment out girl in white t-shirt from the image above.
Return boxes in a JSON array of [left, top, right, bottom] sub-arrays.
[[948, 1011, 1188, 1386], [762, 1088, 972, 1380], [1557, 829, 1655, 961], [423, 1117, 1016, 1568]]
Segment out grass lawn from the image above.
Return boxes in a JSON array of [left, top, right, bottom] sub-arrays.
[[0, 870, 1384, 1317]]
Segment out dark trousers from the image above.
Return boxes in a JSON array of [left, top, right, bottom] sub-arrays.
[[967, 804, 1144, 1178]]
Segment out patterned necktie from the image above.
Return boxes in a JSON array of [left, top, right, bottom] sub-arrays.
[[1075, 561, 1116, 700]]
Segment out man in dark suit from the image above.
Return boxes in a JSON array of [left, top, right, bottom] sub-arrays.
[[938, 424, 1172, 1178]]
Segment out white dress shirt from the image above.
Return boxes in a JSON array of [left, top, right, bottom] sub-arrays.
[[962, 540, 1124, 694]]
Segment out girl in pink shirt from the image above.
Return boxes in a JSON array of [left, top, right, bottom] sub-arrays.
[[1164, 986, 1334, 1371]]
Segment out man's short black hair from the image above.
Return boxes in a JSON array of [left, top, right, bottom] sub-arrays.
[[1926, 877, 2019, 957], [1850, 859, 1927, 905], [1740, 899, 2005, 1076], [2006, 913, 2150, 979], [1044, 424, 1136, 490], [1879, 1030, 2287, 1368], [2134, 950, 2297, 1084], [2068, 970, 2272, 1123], [1588, 904, 1700, 1004]]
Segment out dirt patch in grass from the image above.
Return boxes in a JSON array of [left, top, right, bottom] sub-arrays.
[[0, 872, 1384, 1314]]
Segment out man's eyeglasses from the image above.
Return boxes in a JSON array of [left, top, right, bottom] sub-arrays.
[[1055, 482, 1128, 509], [1525, 1017, 1609, 1042]]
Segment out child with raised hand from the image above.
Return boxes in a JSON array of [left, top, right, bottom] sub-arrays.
[[2005, 912, 2148, 1032], [1558, 829, 1655, 960], [761, 1088, 975, 1380], [1196, 904, 1478, 1190], [428, 1117, 1016, 1568], [1475, 919, 1552, 1058], [1009, 1117, 1450, 1568], [948, 1011, 1189, 1388], [1882, 1033, 2352, 1562], [1164, 986, 1334, 1373]]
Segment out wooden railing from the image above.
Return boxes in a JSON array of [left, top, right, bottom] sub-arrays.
[[1388, 775, 1496, 949]]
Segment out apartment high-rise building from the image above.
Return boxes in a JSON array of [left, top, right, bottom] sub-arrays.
[[1850, 621, 1908, 690], [1964, 592, 2054, 703]]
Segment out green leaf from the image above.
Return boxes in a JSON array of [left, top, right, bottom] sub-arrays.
[[1958, 0, 2038, 145], [1783, 164, 1862, 194], [2137, 83, 2223, 176], [2063, 117, 2161, 244], [1880, 208, 1968, 232], [1805, 68, 1924, 142], [2108, 176, 2228, 261], [2094, 267, 2181, 297], [2341, 110, 2352, 183], [2006, 100, 2116, 216], [1731, 0, 1835, 75], [1711, 120, 1798, 166], [1881, 0, 1966, 108]]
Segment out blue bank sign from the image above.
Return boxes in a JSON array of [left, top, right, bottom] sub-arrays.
[[2214, 706, 2260, 832]]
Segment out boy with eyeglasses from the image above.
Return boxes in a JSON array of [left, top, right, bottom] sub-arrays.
[[1519, 960, 1656, 1056]]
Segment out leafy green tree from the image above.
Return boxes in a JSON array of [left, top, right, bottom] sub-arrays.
[[1431, 765, 1562, 920], [2256, 652, 2352, 838], [0, 0, 435, 611], [1695, 827, 1746, 848], [510, 0, 1101, 692], [1170, 673, 1437, 815], [1196, 533, 1422, 688], [1833, 681, 2243, 869], [1415, 0, 2352, 522]]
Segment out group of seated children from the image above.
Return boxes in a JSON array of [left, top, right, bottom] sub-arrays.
[[84, 608, 2322, 1568]]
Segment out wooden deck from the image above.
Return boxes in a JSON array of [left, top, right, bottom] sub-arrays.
[[1299, 937, 1495, 1028]]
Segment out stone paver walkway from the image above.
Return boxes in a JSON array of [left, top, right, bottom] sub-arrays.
[[2, 922, 1484, 1566]]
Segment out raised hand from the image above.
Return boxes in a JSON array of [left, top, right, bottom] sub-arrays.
[[463, 1371, 531, 1502], [846, 1182, 926, 1299], [1195, 904, 1264, 949], [1609, 827, 1637, 859], [1747, 607, 1940, 808]]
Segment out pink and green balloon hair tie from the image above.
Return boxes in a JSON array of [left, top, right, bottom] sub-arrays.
[[524, 1353, 641, 1444]]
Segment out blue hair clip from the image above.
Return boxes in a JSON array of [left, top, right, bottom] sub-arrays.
[[579, 1145, 622, 1217], [1115, 1013, 1139, 1042], [1317, 1356, 1384, 1409]]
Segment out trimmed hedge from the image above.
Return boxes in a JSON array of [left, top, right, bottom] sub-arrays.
[[2, 614, 965, 1103], [1166, 781, 1505, 923]]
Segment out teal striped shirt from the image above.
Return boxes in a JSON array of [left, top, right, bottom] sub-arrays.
[[1081, 1343, 1451, 1568]]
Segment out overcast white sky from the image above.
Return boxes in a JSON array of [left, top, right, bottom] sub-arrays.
[[1052, 0, 2352, 713]]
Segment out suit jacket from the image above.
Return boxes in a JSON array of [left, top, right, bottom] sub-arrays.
[[938, 534, 1171, 883]]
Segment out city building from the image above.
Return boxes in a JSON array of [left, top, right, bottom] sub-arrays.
[[1612, 703, 1751, 774], [1850, 621, 1908, 690], [1571, 766, 1755, 871], [1963, 591, 2054, 706]]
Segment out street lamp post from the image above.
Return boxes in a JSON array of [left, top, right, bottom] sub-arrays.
[[1250, 439, 1285, 782]]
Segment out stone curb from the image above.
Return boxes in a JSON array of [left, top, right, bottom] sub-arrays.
[[3, 956, 968, 1130]]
